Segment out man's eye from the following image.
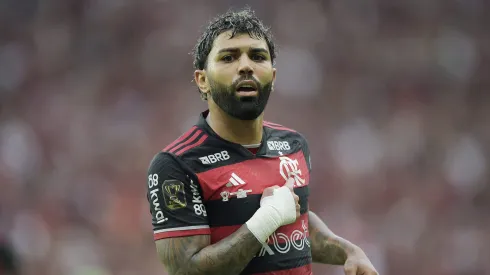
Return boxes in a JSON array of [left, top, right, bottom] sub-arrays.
[[221, 55, 234, 62], [252, 55, 266, 61]]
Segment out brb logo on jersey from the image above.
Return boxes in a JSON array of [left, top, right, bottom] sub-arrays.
[[267, 141, 291, 151], [199, 151, 230, 164], [279, 156, 306, 187]]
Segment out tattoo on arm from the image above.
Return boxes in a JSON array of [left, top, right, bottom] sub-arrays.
[[308, 211, 357, 265], [156, 225, 262, 275]]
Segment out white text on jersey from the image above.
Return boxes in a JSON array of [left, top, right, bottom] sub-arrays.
[[199, 151, 230, 164], [190, 179, 207, 216], [148, 174, 168, 223], [267, 141, 291, 151]]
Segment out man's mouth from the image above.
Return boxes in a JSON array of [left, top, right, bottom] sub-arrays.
[[236, 87, 258, 96], [236, 80, 258, 96]]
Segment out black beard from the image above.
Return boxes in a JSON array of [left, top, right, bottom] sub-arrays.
[[208, 76, 272, 120]]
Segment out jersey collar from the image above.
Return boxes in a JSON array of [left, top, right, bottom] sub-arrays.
[[196, 110, 270, 156]]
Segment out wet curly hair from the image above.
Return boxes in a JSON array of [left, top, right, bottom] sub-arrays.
[[191, 7, 277, 100]]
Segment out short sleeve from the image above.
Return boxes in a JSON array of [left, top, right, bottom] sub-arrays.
[[146, 152, 210, 240]]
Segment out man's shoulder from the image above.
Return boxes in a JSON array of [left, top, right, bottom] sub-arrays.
[[263, 120, 309, 144], [149, 125, 220, 174], [161, 125, 211, 157]]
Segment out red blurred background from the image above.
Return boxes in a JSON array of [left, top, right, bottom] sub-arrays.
[[0, 1, 489, 274]]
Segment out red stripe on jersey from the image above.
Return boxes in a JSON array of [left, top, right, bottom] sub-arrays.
[[253, 264, 312, 275], [210, 225, 241, 244], [201, 150, 309, 201], [247, 147, 259, 154], [163, 126, 198, 152], [154, 228, 211, 240], [168, 129, 203, 154], [263, 122, 297, 133], [175, 134, 208, 155], [263, 121, 284, 127]]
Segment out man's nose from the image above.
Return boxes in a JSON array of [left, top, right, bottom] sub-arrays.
[[238, 56, 254, 76]]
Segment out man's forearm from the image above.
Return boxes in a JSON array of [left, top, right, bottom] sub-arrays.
[[190, 225, 262, 274], [159, 225, 262, 275], [308, 211, 360, 265]]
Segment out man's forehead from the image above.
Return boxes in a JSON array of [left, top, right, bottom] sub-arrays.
[[211, 31, 269, 54]]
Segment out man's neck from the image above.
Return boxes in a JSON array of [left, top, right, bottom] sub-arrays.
[[206, 109, 263, 145]]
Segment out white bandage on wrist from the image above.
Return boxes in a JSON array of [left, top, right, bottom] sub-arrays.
[[246, 186, 297, 243]]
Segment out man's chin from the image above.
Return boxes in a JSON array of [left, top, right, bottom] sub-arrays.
[[236, 95, 258, 102], [228, 107, 264, 120], [231, 114, 262, 121]]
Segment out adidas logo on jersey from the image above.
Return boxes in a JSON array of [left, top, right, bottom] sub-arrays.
[[199, 150, 230, 164], [226, 173, 246, 187], [221, 173, 251, 201]]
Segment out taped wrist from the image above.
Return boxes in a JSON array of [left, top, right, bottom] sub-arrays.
[[247, 205, 283, 243], [246, 186, 296, 243]]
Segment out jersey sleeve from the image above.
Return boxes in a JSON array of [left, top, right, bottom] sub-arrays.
[[300, 135, 312, 172], [146, 152, 210, 240]]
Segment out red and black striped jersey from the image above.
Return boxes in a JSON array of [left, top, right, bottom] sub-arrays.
[[146, 110, 313, 275]]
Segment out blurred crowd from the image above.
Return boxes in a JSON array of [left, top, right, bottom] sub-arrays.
[[1, 0, 489, 274]]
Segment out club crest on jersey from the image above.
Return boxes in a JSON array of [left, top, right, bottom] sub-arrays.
[[279, 156, 306, 186], [162, 180, 187, 210]]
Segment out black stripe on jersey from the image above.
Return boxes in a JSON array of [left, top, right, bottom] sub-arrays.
[[164, 127, 201, 153], [241, 240, 312, 274], [206, 186, 309, 227], [186, 128, 306, 174]]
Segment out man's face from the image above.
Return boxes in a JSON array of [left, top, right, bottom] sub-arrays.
[[195, 31, 276, 120]]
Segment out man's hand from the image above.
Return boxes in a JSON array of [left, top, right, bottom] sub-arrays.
[[284, 178, 301, 220], [308, 211, 379, 274], [247, 178, 300, 243], [344, 249, 378, 275], [260, 178, 300, 220]]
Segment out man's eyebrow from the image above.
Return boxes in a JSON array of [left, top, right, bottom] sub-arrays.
[[217, 47, 240, 54], [249, 48, 269, 54], [216, 47, 270, 55]]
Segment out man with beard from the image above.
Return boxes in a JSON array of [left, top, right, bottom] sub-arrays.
[[145, 7, 378, 275]]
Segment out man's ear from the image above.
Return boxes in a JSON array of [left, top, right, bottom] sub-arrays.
[[271, 67, 276, 91], [194, 70, 209, 97]]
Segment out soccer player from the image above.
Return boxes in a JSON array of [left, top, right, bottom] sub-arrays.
[[146, 7, 378, 275]]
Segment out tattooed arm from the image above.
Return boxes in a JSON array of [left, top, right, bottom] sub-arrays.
[[308, 211, 378, 274], [308, 211, 360, 265], [156, 226, 261, 275], [148, 154, 299, 275], [155, 182, 300, 275], [148, 153, 262, 275]]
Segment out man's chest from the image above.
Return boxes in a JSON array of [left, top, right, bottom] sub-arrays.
[[195, 150, 310, 203], [191, 149, 311, 248]]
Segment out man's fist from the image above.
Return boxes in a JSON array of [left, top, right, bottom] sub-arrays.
[[284, 178, 300, 220], [260, 178, 300, 225], [247, 178, 301, 242]]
